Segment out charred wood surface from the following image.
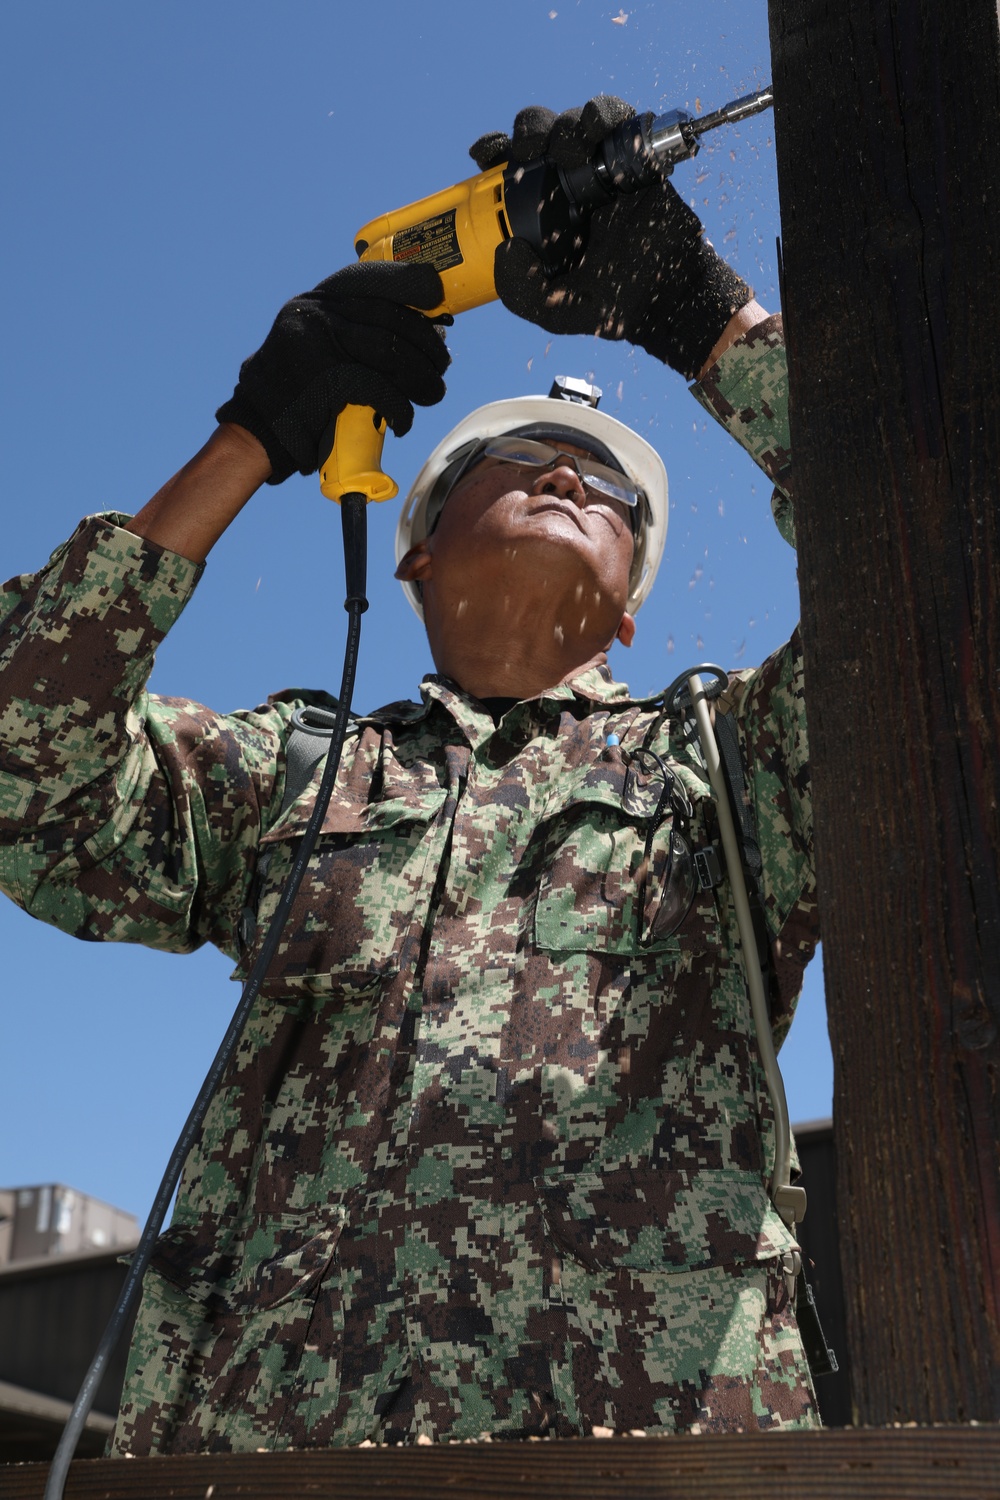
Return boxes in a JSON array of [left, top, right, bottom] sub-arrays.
[[767, 0, 1000, 1423]]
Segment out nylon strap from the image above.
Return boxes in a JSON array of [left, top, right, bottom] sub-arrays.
[[713, 710, 763, 891]]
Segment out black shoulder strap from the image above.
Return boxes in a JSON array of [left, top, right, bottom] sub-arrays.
[[279, 705, 342, 819], [236, 706, 346, 959], [711, 707, 771, 972], [713, 709, 763, 895]]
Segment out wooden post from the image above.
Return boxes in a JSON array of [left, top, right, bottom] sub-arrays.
[[5, 1429, 1000, 1500], [767, 0, 1000, 1422]]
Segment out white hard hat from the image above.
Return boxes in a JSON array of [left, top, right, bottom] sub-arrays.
[[395, 378, 668, 620]]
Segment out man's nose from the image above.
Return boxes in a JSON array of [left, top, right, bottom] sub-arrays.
[[531, 463, 586, 503]]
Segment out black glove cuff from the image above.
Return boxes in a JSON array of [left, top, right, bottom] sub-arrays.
[[633, 239, 752, 380], [215, 394, 297, 486]]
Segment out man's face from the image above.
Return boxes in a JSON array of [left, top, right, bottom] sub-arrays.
[[420, 441, 636, 632]]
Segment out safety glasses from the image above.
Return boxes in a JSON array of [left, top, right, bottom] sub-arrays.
[[477, 437, 642, 532], [424, 426, 649, 542]]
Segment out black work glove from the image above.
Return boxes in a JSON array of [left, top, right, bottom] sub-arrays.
[[216, 261, 451, 484], [469, 96, 752, 379]]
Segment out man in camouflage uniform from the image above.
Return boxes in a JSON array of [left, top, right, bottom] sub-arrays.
[[0, 98, 816, 1449]]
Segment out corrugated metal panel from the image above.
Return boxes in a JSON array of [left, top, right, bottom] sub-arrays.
[[0, 1242, 138, 1458], [794, 1118, 852, 1426], [0, 1378, 112, 1464]]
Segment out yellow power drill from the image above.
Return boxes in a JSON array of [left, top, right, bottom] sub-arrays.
[[319, 85, 773, 505]]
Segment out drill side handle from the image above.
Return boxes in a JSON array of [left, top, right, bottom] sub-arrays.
[[319, 405, 398, 505]]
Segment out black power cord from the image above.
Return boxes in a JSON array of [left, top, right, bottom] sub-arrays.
[[45, 492, 370, 1499]]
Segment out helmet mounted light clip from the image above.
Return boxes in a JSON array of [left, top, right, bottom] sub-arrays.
[[549, 376, 602, 408]]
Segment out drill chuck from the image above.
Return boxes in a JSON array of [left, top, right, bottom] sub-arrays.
[[513, 86, 773, 276], [508, 108, 699, 277]]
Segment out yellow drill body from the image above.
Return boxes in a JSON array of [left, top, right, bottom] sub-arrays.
[[354, 164, 508, 318]]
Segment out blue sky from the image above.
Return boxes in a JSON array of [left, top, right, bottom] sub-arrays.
[[0, 0, 831, 1222]]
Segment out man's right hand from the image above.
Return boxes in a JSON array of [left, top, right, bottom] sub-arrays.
[[216, 261, 451, 485]]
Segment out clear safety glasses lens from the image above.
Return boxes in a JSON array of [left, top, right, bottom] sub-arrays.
[[481, 438, 641, 510]]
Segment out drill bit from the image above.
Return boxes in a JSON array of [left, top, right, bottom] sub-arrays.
[[688, 85, 774, 141]]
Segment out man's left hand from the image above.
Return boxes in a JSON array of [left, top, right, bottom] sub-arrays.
[[469, 96, 752, 380]]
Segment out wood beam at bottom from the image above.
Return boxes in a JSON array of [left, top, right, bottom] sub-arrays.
[[2, 1427, 998, 1500]]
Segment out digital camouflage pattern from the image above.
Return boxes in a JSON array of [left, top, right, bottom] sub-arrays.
[[0, 317, 818, 1449], [692, 314, 795, 547]]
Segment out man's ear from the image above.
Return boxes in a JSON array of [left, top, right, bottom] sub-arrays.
[[394, 541, 433, 583], [616, 611, 636, 648]]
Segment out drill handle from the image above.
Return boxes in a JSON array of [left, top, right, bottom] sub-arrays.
[[319, 405, 399, 505]]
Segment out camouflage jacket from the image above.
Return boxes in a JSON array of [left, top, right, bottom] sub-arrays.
[[0, 316, 816, 1448]]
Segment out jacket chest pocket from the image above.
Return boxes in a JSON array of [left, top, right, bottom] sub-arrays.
[[239, 785, 446, 998], [533, 769, 721, 960]]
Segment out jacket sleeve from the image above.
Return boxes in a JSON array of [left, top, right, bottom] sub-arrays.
[[0, 514, 286, 960], [689, 312, 795, 546], [718, 628, 815, 1039], [690, 316, 817, 1035]]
